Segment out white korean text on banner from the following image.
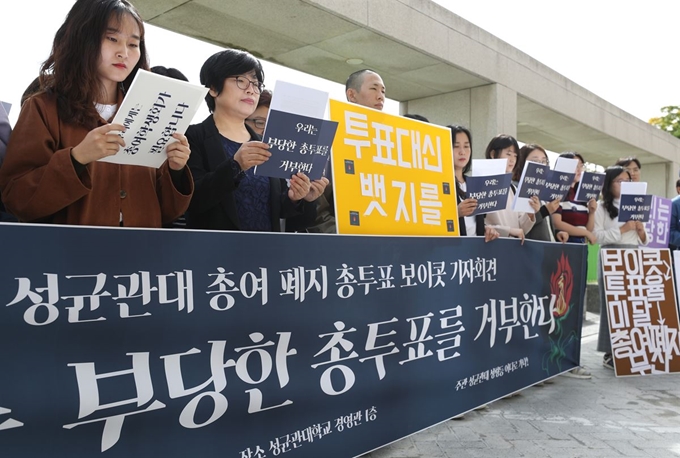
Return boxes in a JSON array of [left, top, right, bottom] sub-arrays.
[[0, 223, 587, 457]]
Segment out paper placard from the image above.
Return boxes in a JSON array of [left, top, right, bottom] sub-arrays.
[[575, 171, 605, 202], [100, 69, 208, 168], [466, 173, 513, 216], [254, 109, 337, 180], [619, 181, 651, 222], [538, 157, 577, 202], [513, 161, 549, 213]]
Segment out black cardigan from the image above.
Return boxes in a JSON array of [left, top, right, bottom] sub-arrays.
[[185, 115, 315, 231]]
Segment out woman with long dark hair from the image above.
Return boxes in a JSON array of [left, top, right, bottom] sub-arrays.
[[449, 125, 499, 242], [0, 0, 193, 226], [594, 166, 648, 370]]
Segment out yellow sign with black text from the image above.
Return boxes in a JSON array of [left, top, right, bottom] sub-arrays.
[[329, 100, 459, 236]]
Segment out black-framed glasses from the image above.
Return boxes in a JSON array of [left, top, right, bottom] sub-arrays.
[[229, 76, 264, 94], [613, 179, 632, 184], [246, 117, 266, 129]]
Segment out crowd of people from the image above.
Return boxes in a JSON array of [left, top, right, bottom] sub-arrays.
[[0, 0, 668, 381]]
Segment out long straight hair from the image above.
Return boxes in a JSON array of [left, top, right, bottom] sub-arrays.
[[447, 125, 473, 199], [40, 0, 149, 129], [602, 166, 630, 219]]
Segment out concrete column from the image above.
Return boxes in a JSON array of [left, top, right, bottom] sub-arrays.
[[470, 84, 517, 157], [668, 162, 680, 198], [401, 83, 517, 160], [642, 161, 680, 199]]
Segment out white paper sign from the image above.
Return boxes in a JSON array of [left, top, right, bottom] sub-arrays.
[[554, 157, 579, 174], [471, 158, 508, 176], [100, 69, 208, 168], [512, 160, 548, 213], [269, 80, 329, 119], [620, 181, 647, 195]]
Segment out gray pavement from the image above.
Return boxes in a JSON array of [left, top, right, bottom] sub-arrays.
[[365, 312, 680, 458]]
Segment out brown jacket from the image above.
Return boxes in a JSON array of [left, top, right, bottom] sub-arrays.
[[0, 91, 193, 227]]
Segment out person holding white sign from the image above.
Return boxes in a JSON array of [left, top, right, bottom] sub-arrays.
[[483, 134, 537, 241], [512, 144, 568, 243], [594, 166, 648, 370], [551, 152, 597, 244], [449, 125, 499, 242], [0, 0, 193, 227], [185, 49, 323, 231]]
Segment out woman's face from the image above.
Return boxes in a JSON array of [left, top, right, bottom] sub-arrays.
[[211, 70, 261, 120], [611, 171, 630, 199], [453, 132, 471, 172], [96, 13, 141, 101], [574, 159, 585, 183], [496, 146, 517, 173], [526, 149, 548, 165], [245, 104, 269, 136]]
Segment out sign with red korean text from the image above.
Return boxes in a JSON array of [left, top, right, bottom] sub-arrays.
[[329, 100, 459, 236], [600, 248, 680, 376]]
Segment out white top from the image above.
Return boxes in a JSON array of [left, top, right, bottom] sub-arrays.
[[593, 198, 648, 246], [95, 103, 117, 122], [484, 186, 535, 237]]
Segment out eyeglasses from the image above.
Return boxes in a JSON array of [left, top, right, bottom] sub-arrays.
[[229, 76, 265, 94], [532, 159, 549, 165], [246, 118, 266, 129], [613, 179, 632, 184], [624, 167, 640, 174]]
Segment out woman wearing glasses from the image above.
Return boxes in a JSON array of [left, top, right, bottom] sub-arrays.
[[185, 50, 325, 231], [512, 144, 568, 242], [614, 156, 642, 183], [594, 166, 647, 370], [245, 89, 272, 136]]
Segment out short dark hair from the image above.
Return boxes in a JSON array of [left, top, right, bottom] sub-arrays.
[[403, 113, 429, 122], [345, 69, 376, 92], [559, 151, 585, 164], [614, 156, 641, 170], [602, 166, 630, 219], [150, 66, 188, 82], [676, 178, 680, 188], [200, 49, 264, 113], [485, 134, 519, 160]]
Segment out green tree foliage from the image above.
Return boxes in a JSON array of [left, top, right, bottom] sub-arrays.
[[649, 106, 680, 138]]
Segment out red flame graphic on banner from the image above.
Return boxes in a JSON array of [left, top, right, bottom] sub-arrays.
[[550, 253, 573, 318]]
